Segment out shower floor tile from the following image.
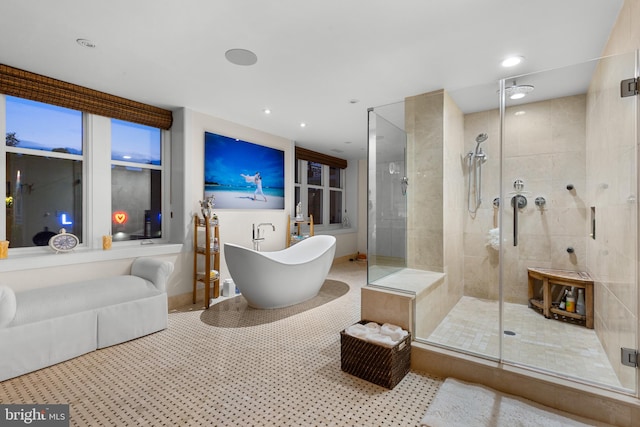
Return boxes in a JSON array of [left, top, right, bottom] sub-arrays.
[[427, 296, 622, 389]]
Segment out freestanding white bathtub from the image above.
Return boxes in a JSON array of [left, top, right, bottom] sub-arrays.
[[224, 235, 336, 309]]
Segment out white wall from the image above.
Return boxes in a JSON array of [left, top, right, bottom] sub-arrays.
[[169, 107, 361, 298]]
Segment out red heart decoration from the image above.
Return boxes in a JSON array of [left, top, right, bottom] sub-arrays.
[[113, 212, 128, 224]]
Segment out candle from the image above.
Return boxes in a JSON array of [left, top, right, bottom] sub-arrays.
[[102, 235, 112, 250], [0, 240, 8, 259]]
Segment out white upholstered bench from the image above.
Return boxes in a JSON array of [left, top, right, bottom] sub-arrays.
[[0, 257, 174, 381]]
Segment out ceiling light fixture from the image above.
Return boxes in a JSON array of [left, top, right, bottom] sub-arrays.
[[225, 48, 258, 66], [300, 122, 307, 128], [501, 56, 524, 67], [263, 108, 271, 114], [76, 38, 96, 48], [348, 99, 359, 104]]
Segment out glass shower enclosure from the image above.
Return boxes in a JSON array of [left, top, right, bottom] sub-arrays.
[[367, 105, 408, 285], [367, 50, 639, 396]]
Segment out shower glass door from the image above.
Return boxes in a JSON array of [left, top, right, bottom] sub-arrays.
[[500, 51, 638, 393], [367, 106, 408, 285]]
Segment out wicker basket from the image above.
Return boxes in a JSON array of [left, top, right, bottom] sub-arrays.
[[340, 320, 411, 389]]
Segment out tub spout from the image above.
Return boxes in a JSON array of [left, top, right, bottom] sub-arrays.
[[258, 223, 276, 232]]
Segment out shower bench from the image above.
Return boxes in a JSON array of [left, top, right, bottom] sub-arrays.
[[527, 267, 594, 329]]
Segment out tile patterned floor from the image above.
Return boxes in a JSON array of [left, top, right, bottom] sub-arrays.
[[0, 262, 442, 427], [427, 296, 622, 389]]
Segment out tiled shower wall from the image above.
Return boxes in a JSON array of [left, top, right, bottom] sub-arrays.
[[463, 95, 589, 304], [405, 90, 465, 336]]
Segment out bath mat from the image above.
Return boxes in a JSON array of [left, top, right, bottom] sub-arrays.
[[199, 279, 349, 327], [421, 378, 614, 427]]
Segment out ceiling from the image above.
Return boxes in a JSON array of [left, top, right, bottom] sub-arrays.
[[0, 0, 624, 160]]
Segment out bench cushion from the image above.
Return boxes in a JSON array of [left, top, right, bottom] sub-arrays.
[[9, 276, 161, 327]]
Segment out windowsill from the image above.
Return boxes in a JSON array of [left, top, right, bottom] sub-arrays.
[[0, 243, 183, 273]]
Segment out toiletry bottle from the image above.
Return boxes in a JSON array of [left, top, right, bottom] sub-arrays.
[[559, 289, 567, 310], [566, 294, 576, 313], [576, 289, 586, 315]]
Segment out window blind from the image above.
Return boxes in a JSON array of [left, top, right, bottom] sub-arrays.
[[0, 64, 173, 130], [295, 146, 347, 169]]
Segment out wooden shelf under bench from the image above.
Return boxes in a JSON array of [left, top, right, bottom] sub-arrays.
[[527, 267, 594, 329]]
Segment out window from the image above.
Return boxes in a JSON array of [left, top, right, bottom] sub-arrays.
[[5, 96, 83, 248], [295, 159, 345, 229], [111, 120, 162, 240], [3, 95, 167, 250]]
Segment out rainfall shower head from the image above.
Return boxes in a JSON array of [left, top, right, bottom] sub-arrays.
[[505, 81, 534, 100]]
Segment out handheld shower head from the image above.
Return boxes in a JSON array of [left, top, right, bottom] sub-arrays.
[[474, 133, 488, 154]]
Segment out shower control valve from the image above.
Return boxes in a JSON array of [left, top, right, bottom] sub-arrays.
[[513, 179, 525, 192]]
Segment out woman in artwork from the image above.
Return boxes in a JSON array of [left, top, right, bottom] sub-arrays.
[[241, 172, 267, 202]]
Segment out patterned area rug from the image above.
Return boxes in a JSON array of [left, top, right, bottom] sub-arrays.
[[200, 279, 350, 327]]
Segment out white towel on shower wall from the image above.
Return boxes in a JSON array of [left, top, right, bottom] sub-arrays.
[[486, 228, 500, 250]]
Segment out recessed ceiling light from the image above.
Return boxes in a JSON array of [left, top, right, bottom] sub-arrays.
[[344, 141, 352, 144], [501, 56, 524, 67], [263, 108, 271, 114], [225, 48, 258, 66], [76, 38, 96, 48], [300, 122, 307, 128], [348, 99, 359, 104]]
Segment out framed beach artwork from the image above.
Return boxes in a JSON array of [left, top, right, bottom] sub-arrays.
[[204, 132, 285, 209]]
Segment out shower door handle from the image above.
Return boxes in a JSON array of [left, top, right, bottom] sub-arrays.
[[401, 176, 409, 195], [511, 195, 527, 246]]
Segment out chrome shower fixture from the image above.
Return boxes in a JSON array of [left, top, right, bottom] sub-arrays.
[[506, 80, 534, 100], [475, 133, 489, 144], [467, 133, 489, 214]]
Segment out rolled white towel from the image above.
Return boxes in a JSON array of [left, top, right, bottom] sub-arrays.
[[363, 321, 381, 333], [380, 323, 409, 342], [367, 333, 396, 348], [381, 323, 402, 334], [486, 227, 500, 251], [345, 323, 370, 340]]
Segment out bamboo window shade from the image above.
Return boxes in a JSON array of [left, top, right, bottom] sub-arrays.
[[295, 146, 347, 169], [0, 64, 173, 130]]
